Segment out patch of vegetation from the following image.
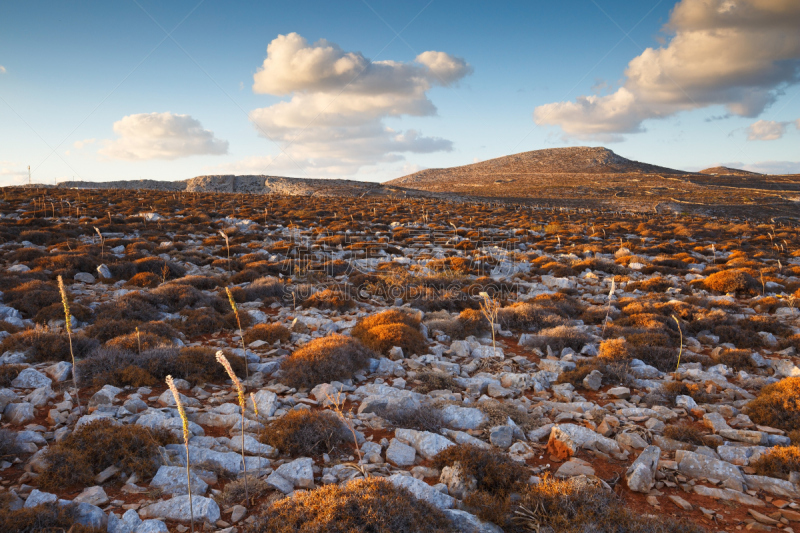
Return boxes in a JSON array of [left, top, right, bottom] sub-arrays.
[[0, 329, 98, 363], [77, 346, 247, 387], [702, 269, 759, 295], [280, 334, 374, 389], [750, 446, 800, 480], [0, 503, 105, 533], [351, 309, 427, 356], [433, 444, 526, 496], [243, 323, 291, 345], [258, 409, 349, 456], [242, 477, 455, 533], [745, 377, 800, 431], [38, 419, 175, 490]]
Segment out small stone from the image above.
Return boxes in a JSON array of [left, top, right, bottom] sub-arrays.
[[73, 486, 109, 506], [230, 505, 246, 523]]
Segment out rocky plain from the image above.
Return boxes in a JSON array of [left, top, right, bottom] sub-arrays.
[[1, 185, 800, 532]]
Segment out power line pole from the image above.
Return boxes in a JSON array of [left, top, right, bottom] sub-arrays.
[[28, 165, 31, 186]]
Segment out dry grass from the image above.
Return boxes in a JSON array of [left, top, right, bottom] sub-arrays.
[[38, 419, 176, 490], [242, 477, 455, 533], [432, 444, 526, 496], [0, 329, 98, 363], [745, 377, 800, 431], [412, 370, 462, 394], [218, 475, 271, 506], [351, 310, 426, 356], [243, 323, 291, 345], [280, 334, 374, 389], [77, 346, 247, 387], [750, 446, 800, 480], [0, 364, 25, 387], [0, 502, 105, 533], [302, 289, 355, 311], [258, 409, 349, 456], [702, 269, 759, 295], [663, 422, 706, 446]]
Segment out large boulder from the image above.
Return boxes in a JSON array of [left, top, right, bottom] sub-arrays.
[[626, 446, 660, 493], [547, 424, 620, 460], [388, 474, 455, 510], [395, 429, 454, 460], [139, 495, 220, 524], [150, 466, 208, 496]]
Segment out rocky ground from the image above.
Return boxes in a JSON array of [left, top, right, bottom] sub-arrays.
[[1, 187, 800, 532]]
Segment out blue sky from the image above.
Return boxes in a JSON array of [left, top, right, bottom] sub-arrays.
[[1, 0, 799, 185]]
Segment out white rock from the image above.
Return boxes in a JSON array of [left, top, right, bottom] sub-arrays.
[[11, 368, 52, 389], [388, 474, 455, 509], [139, 495, 220, 524], [626, 446, 660, 493], [395, 428, 454, 460], [150, 466, 208, 495], [386, 438, 417, 466]]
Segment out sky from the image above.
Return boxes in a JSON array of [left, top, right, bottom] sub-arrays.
[[1, 0, 799, 185]]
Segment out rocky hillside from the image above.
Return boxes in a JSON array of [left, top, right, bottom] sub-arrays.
[[699, 166, 762, 176], [57, 175, 442, 199], [388, 147, 686, 189]]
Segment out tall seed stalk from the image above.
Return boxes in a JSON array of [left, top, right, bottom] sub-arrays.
[[219, 229, 231, 274], [166, 375, 194, 533], [478, 291, 499, 356], [57, 276, 80, 410], [216, 351, 248, 501], [226, 287, 249, 380], [672, 315, 683, 378]]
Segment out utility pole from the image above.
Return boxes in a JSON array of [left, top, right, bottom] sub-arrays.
[[28, 165, 31, 186]]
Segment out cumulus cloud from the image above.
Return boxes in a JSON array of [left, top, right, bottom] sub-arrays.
[[741, 160, 800, 174], [0, 65, 6, 74], [747, 120, 788, 140], [0, 161, 28, 185], [535, 0, 800, 138], [246, 33, 471, 176], [73, 138, 96, 149], [99, 112, 228, 160]]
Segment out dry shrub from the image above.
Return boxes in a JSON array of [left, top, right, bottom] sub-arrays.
[[378, 403, 444, 433], [626, 277, 672, 293], [242, 477, 455, 533], [702, 269, 759, 294], [302, 289, 355, 311], [170, 307, 226, 337], [457, 308, 490, 337], [351, 310, 427, 357], [105, 331, 173, 351], [259, 409, 349, 456], [38, 419, 175, 490], [77, 346, 247, 387], [0, 429, 21, 458], [477, 399, 540, 432], [505, 476, 704, 533], [712, 348, 754, 371], [750, 446, 800, 480], [523, 325, 590, 353], [125, 272, 161, 288], [663, 422, 706, 446], [2, 280, 60, 318], [151, 283, 225, 313], [659, 381, 712, 406], [0, 502, 105, 533], [598, 338, 678, 373], [245, 276, 285, 300], [168, 275, 221, 290], [433, 444, 526, 496], [85, 318, 176, 343], [0, 365, 25, 387], [33, 301, 92, 325], [745, 377, 800, 431], [497, 302, 566, 330], [243, 323, 291, 345], [281, 334, 374, 389], [95, 292, 160, 322], [412, 371, 462, 394], [0, 329, 98, 363], [219, 475, 271, 506]]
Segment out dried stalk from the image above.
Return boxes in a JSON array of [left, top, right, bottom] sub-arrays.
[[166, 375, 194, 533], [216, 351, 248, 501], [57, 276, 80, 410]]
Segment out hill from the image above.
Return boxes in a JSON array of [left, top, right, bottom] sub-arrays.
[[55, 175, 443, 199], [699, 166, 762, 176], [388, 146, 685, 189]]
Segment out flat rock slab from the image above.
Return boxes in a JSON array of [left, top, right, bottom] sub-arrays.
[[139, 495, 220, 524]]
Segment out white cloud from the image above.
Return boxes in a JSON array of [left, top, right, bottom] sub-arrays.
[[0, 65, 6, 74], [535, 0, 800, 138], [244, 33, 471, 176], [99, 112, 228, 161], [747, 120, 788, 140], [0, 161, 28, 185], [741, 160, 800, 174], [73, 138, 96, 149]]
